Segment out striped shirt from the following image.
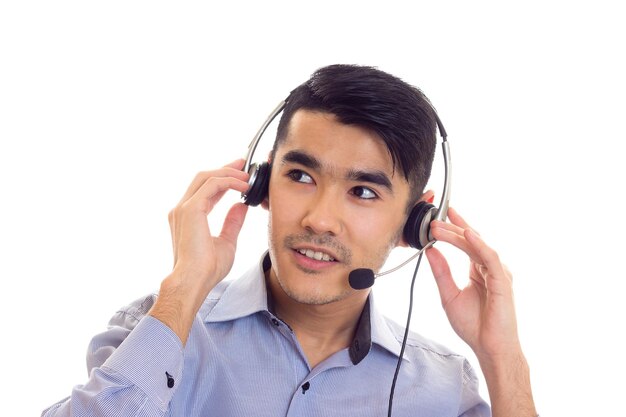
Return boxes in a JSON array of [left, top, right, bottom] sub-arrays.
[[43, 253, 490, 417]]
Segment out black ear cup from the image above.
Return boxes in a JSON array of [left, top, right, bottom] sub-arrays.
[[242, 162, 271, 206], [403, 201, 438, 249]]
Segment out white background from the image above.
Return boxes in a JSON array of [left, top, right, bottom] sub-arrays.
[[1, 1, 624, 416]]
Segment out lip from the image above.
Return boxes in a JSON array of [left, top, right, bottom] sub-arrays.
[[291, 247, 339, 271], [292, 244, 340, 261]]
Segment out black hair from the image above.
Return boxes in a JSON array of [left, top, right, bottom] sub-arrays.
[[272, 64, 438, 201]]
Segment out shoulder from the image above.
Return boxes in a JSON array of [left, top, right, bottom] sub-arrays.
[[384, 316, 484, 386], [108, 278, 236, 329], [383, 315, 465, 361], [106, 293, 158, 329], [86, 293, 158, 371], [380, 317, 480, 385], [197, 279, 235, 318]]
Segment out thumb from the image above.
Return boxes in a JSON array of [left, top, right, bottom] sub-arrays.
[[426, 246, 461, 308], [219, 202, 249, 246]]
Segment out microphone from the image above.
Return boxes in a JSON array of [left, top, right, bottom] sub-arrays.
[[349, 269, 376, 290], [348, 241, 435, 290]]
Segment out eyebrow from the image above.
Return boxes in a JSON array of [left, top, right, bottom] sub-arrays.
[[281, 149, 394, 194], [346, 168, 393, 193], [282, 150, 320, 170]]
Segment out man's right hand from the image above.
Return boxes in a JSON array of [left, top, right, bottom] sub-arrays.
[[149, 159, 250, 345]]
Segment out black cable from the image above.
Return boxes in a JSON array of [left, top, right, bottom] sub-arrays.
[[387, 250, 425, 417]]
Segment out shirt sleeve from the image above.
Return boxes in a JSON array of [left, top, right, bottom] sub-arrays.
[[41, 295, 185, 417], [458, 359, 492, 417]]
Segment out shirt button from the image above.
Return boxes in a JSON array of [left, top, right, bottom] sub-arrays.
[[271, 318, 280, 326], [165, 372, 175, 388], [301, 381, 310, 394]]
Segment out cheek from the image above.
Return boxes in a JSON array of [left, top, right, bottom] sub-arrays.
[[346, 212, 406, 269], [269, 190, 299, 224], [350, 210, 405, 242], [267, 189, 303, 248]]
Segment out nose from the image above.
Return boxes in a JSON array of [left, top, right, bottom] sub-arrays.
[[300, 187, 343, 236]]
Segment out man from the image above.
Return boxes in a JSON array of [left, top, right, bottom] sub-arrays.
[[43, 65, 537, 416]]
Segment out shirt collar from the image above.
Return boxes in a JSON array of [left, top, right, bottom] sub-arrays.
[[204, 252, 409, 364], [203, 254, 271, 323], [368, 292, 410, 362]]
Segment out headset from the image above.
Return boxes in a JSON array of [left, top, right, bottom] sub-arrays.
[[241, 96, 451, 252]]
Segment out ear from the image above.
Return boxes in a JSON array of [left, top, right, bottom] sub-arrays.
[[261, 196, 269, 210], [396, 189, 435, 248], [422, 189, 435, 204]]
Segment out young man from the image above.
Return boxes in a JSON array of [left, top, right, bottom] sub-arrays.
[[43, 65, 537, 416]]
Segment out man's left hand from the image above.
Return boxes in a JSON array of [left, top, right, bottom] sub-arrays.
[[426, 207, 521, 362]]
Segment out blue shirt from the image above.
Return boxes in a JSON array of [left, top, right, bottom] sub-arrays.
[[43, 253, 490, 417]]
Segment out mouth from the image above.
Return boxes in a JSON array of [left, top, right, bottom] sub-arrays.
[[283, 234, 351, 272], [294, 247, 336, 262]]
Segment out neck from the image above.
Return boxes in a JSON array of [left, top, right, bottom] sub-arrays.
[[266, 269, 369, 368]]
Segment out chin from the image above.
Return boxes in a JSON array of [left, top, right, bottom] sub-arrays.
[[279, 280, 353, 306], [271, 258, 352, 306]]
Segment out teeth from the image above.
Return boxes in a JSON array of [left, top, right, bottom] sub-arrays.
[[297, 248, 335, 262]]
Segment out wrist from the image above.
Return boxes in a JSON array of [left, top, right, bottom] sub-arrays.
[[477, 350, 537, 417], [476, 346, 527, 376], [165, 267, 219, 310], [148, 270, 216, 346]]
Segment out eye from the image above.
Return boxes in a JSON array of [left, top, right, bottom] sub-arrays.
[[352, 186, 378, 200], [287, 169, 314, 184]]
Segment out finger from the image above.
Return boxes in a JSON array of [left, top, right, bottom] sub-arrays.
[[168, 209, 178, 264], [464, 229, 499, 270], [226, 158, 246, 170], [468, 262, 488, 288], [430, 219, 465, 238], [181, 165, 249, 201], [430, 206, 479, 240], [430, 224, 484, 266], [426, 246, 461, 308], [219, 202, 249, 246], [464, 229, 513, 293], [189, 176, 251, 212], [447, 207, 472, 230], [178, 160, 249, 205]]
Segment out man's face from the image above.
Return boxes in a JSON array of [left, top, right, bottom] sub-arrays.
[[267, 110, 413, 306]]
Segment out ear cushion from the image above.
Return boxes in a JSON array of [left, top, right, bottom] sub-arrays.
[[403, 202, 437, 249], [243, 162, 271, 207]]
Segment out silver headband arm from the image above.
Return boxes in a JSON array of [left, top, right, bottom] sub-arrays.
[[434, 140, 451, 222], [243, 100, 286, 172]]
